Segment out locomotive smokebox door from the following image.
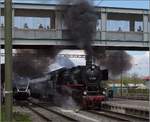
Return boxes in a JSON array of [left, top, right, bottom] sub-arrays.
[[85, 65, 102, 82]]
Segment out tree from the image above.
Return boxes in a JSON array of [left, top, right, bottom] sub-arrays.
[[122, 73, 144, 86], [131, 73, 144, 86]]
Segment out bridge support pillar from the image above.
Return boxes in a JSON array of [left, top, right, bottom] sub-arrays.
[[101, 12, 107, 40], [55, 11, 62, 29], [143, 14, 148, 41], [130, 17, 135, 32], [50, 12, 55, 29]]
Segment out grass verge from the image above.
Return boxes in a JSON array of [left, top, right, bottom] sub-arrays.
[[1, 105, 32, 122]]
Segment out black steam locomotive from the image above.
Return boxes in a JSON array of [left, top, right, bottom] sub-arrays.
[[56, 65, 108, 109], [30, 56, 108, 109]]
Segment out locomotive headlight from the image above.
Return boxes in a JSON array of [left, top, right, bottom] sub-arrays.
[[92, 65, 95, 69], [28, 89, 31, 96], [83, 91, 87, 95], [28, 89, 31, 93], [103, 91, 106, 95], [17, 88, 19, 92]]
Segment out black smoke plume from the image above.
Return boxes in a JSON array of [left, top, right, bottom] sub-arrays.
[[96, 50, 132, 76], [63, 0, 132, 76], [64, 0, 97, 55], [13, 47, 59, 78]]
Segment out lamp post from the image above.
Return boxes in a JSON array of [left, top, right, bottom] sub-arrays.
[[4, 0, 13, 121], [149, 0, 150, 103], [148, 0, 150, 104], [120, 51, 123, 97], [120, 70, 123, 96]]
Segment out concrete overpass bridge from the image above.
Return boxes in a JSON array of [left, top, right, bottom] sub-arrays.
[[0, 2, 150, 50]]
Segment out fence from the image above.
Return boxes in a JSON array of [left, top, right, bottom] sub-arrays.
[[110, 87, 149, 100]]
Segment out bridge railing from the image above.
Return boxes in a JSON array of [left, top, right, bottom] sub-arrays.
[[0, 28, 148, 42], [105, 31, 144, 41], [13, 28, 62, 39]]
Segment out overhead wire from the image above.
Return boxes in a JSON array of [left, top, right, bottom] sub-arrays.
[[96, 0, 104, 6]]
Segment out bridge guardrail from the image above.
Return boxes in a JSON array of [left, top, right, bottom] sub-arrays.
[[0, 28, 149, 42], [106, 31, 144, 41]]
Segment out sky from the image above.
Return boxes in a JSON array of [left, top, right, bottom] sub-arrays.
[[0, 0, 150, 77], [94, 0, 149, 9], [127, 51, 149, 77], [0, 0, 149, 9]]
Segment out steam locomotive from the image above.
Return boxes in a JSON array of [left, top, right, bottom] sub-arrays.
[[30, 56, 108, 109], [56, 64, 108, 109]]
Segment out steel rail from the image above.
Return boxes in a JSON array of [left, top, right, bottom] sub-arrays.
[[87, 109, 149, 122], [101, 109, 149, 121], [27, 105, 52, 122], [28, 100, 79, 122], [86, 110, 130, 122]]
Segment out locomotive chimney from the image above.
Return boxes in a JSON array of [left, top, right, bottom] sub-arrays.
[[86, 54, 93, 67]]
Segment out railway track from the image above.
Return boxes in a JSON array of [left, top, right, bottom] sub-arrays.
[[18, 98, 148, 122], [103, 110, 149, 122], [14, 100, 52, 122], [27, 105, 52, 122], [84, 110, 129, 122], [86, 109, 149, 122], [101, 109, 149, 121], [27, 100, 79, 122]]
